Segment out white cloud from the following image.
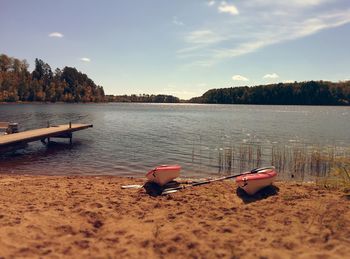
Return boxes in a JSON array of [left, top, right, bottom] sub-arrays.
[[283, 80, 295, 83], [214, 40, 269, 59], [164, 84, 202, 99], [232, 75, 249, 81], [250, 0, 330, 7], [288, 0, 327, 6], [208, 1, 216, 6], [177, 45, 205, 55], [185, 30, 224, 45], [179, 6, 350, 66], [173, 16, 184, 26], [48, 32, 64, 38], [263, 73, 279, 79], [218, 2, 239, 15], [216, 10, 350, 59], [80, 57, 91, 62]]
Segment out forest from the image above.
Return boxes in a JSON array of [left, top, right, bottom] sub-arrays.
[[0, 54, 180, 103], [0, 54, 105, 102], [105, 94, 180, 103], [2, 53, 349, 105], [190, 81, 350, 105]]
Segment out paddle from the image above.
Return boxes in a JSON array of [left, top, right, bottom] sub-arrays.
[[161, 166, 275, 195], [121, 184, 144, 189], [121, 179, 194, 189]]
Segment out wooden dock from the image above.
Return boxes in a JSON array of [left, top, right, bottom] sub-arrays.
[[0, 123, 93, 151]]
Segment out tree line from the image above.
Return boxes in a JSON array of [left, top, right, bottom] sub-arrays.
[[0, 53, 181, 103], [105, 94, 180, 103], [0, 54, 105, 102], [189, 81, 350, 105], [2, 53, 349, 105]]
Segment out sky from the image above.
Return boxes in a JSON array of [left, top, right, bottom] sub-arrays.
[[1, 0, 350, 99]]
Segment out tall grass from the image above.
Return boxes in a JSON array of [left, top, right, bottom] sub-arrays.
[[316, 157, 350, 191], [270, 145, 341, 180], [206, 142, 349, 181], [216, 143, 263, 174]]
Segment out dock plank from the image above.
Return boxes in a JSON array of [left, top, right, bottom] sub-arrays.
[[0, 124, 93, 148]]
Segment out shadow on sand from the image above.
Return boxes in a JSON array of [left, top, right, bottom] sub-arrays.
[[143, 181, 280, 200], [143, 181, 181, 197], [343, 194, 350, 201], [236, 185, 279, 204]]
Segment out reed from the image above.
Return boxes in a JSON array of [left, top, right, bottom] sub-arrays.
[[215, 143, 264, 174], [208, 141, 350, 180]]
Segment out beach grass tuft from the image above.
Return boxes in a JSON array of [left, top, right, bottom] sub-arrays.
[[316, 157, 350, 192]]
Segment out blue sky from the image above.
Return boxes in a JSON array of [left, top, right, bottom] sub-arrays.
[[1, 0, 350, 99]]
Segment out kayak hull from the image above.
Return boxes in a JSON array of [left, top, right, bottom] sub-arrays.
[[236, 168, 277, 195], [146, 165, 181, 186]]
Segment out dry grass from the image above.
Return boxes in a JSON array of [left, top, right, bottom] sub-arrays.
[[316, 158, 350, 192]]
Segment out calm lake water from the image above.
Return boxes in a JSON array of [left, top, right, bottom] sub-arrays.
[[0, 103, 349, 179]]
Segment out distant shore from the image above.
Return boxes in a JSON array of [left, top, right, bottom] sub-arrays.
[[1, 101, 350, 106], [0, 174, 349, 258], [0, 101, 105, 105]]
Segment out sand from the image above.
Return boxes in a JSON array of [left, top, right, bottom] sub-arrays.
[[0, 174, 349, 259]]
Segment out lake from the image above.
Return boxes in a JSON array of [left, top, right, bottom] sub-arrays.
[[0, 103, 349, 179]]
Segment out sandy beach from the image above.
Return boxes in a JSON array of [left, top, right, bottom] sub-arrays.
[[0, 174, 349, 258]]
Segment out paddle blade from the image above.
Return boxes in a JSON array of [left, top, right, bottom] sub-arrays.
[[121, 184, 143, 189], [251, 166, 275, 174], [161, 189, 178, 195]]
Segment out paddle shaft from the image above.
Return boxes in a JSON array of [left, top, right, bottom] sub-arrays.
[[162, 166, 275, 194]]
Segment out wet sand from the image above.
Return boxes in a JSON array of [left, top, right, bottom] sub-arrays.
[[0, 174, 349, 258]]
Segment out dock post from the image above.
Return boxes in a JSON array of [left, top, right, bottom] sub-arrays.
[[46, 121, 50, 144], [69, 122, 72, 145]]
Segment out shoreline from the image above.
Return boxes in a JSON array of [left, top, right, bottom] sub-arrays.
[[1, 102, 350, 107], [0, 174, 349, 258]]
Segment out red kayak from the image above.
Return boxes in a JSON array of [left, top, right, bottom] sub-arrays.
[[236, 168, 277, 195], [146, 165, 181, 186]]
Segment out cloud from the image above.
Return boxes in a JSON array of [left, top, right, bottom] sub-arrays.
[[164, 84, 203, 99], [80, 57, 91, 62], [208, 1, 216, 6], [178, 3, 350, 67], [218, 2, 239, 15], [214, 10, 350, 59], [48, 32, 64, 38], [263, 73, 279, 79], [185, 30, 224, 45], [232, 75, 249, 81], [250, 0, 330, 7], [283, 80, 295, 83], [173, 16, 184, 26], [213, 41, 269, 59]]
